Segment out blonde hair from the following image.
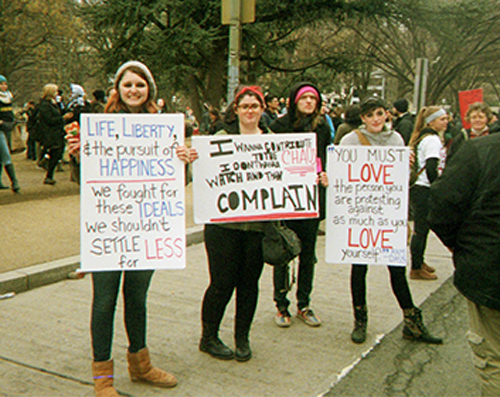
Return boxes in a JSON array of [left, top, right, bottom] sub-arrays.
[[409, 106, 443, 146], [41, 84, 59, 100]]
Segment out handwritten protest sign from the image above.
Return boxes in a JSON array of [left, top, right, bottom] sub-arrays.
[[325, 145, 409, 266], [80, 113, 185, 271], [192, 133, 318, 223]]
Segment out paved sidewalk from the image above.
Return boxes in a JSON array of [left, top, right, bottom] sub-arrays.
[[0, 233, 455, 397]]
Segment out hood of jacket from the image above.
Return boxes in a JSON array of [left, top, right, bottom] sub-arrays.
[[67, 84, 85, 108], [287, 82, 322, 126]]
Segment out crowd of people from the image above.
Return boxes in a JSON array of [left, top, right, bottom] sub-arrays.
[[2, 62, 500, 396]]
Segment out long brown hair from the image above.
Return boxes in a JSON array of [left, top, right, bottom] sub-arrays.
[[408, 106, 443, 146], [104, 65, 158, 114]]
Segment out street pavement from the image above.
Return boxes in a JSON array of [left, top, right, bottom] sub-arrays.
[[0, 153, 479, 396]]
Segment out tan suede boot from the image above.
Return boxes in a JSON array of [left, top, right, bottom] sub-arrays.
[[127, 347, 177, 388], [92, 360, 119, 397]]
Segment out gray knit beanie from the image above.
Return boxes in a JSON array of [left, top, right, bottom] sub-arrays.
[[114, 61, 157, 101]]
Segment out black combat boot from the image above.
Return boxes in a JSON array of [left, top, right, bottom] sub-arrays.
[[403, 307, 443, 344], [235, 327, 252, 362], [351, 305, 368, 344], [199, 322, 234, 360]]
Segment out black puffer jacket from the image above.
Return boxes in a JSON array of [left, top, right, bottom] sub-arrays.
[[269, 82, 331, 219], [38, 98, 65, 149], [393, 112, 414, 145], [428, 133, 500, 311]]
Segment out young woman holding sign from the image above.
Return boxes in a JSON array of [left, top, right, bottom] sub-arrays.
[[67, 61, 194, 397], [339, 96, 442, 345], [268, 82, 330, 328], [190, 86, 269, 362]]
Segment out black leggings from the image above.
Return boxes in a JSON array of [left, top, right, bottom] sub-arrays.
[[91, 270, 154, 362], [351, 264, 414, 310], [410, 185, 431, 270], [202, 224, 264, 335]]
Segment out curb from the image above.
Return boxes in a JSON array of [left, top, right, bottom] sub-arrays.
[[0, 225, 205, 295]]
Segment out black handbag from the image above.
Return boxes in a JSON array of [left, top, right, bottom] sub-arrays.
[[262, 221, 302, 267]]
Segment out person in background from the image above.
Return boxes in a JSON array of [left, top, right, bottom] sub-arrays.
[[340, 96, 442, 345], [392, 98, 414, 145], [260, 93, 280, 127], [428, 132, 500, 396], [91, 90, 106, 113], [64, 84, 88, 125], [55, 89, 66, 113], [25, 101, 38, 161], [37, 84, 65, 185], [0, 74, 20, 192], [269, 82, 330, 328], [322, 101, 336, 142], [446, 102, 493, 163], [489, 111, 500, 133], [330, 104, 344, 131], [207, 106, 224, 135], [333, 104, 362, 145], [278, 97, 287, 114], [408, 106, 448, 280]]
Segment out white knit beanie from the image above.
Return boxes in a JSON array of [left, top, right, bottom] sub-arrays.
[[114, 61, 157, 101]]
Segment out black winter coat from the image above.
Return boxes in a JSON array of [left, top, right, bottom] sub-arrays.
[[428, 133, 500, 311], [393, 112, 414, 145], [38, 98, 65, 149]]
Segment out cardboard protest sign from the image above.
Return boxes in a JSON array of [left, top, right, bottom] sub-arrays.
[[325, 145, 409, 266], [459, 88, 483, 129], [192, 133, 319, 223], [80, 113, 186, 271]]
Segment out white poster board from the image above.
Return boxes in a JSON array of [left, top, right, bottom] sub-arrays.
[[80, 113, 186, 271], [325, 145, 409, 266], [192, 133, 319, 223]]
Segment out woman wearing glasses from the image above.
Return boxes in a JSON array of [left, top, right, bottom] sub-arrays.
[[196, 86, 269, 362], [339, 97, 442, 346]]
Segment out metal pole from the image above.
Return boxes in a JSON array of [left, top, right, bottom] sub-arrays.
[[413, 58, 429, 112], [227, 0, 241, 105]]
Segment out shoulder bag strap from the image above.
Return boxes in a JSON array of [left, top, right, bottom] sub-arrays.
[[354, 129, 371, 146]]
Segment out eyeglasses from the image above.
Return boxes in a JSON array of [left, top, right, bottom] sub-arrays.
[[238, 104, 261, 111]]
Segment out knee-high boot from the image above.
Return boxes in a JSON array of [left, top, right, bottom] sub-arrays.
[[5, 164, 20, 192]]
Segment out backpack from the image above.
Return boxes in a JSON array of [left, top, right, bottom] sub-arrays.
[[409, 133, 432, 187]]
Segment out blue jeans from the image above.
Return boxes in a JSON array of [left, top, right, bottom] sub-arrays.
[[0, 131, 12, 165]]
